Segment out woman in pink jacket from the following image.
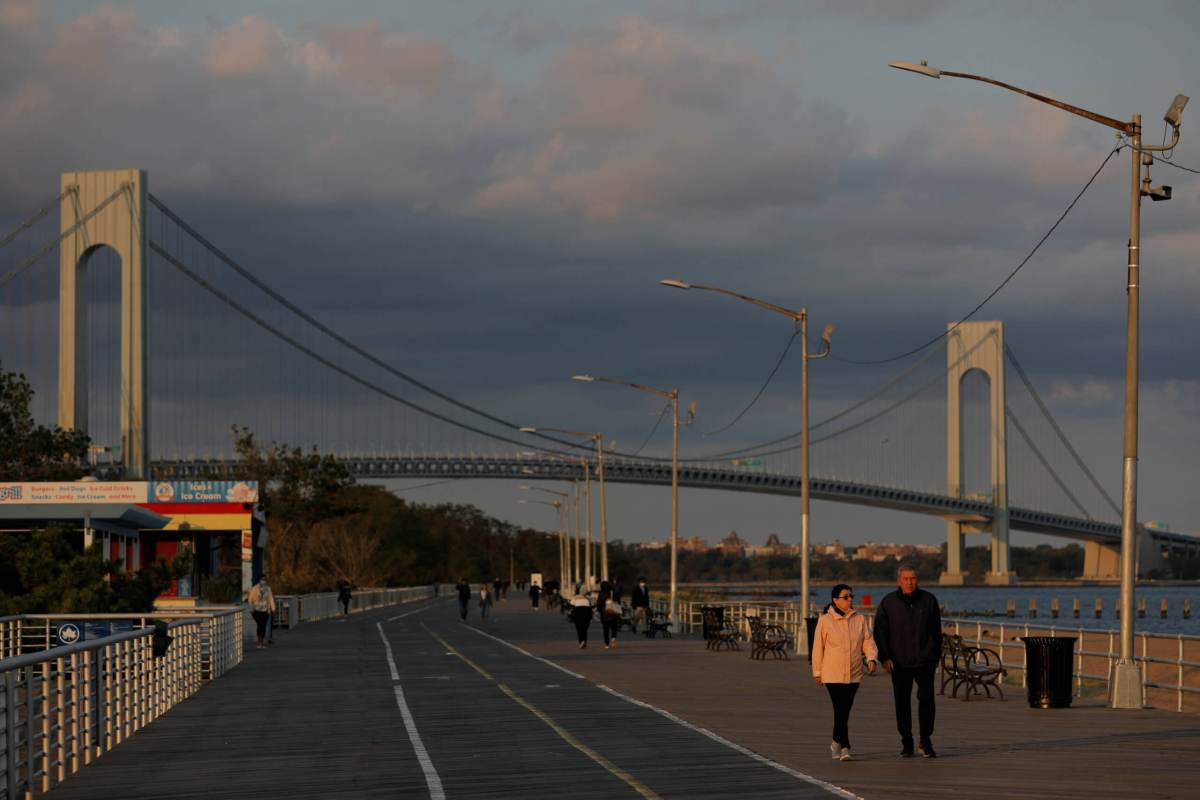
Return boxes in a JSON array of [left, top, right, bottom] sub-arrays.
[[812, 583, 877, 761]]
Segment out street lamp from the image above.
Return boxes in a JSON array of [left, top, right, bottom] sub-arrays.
[[890, 59, 1188, 709], [659, 280, 833, 648], [520, 451, 590, 587], [573, 374, 693, 625], [520, 485, 572, 591], [521, 426, 611, 582], [519, 498, 567, 586]]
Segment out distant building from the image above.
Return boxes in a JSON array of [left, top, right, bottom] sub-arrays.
[[680, 536, 709, 552], [813, 539, 848, 559], [851, 541, 940, 562], [747, 533, 800, 557], [636, 540, 666, 550], [717, 531, 748, 556]]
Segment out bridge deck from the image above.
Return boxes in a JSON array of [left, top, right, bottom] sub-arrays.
[[46, 598, 1199, 799]]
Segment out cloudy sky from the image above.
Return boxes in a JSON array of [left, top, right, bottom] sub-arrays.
[[2, 0, 1198, 551]]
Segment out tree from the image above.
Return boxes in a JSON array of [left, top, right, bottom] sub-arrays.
[[0, 363, 89, 480]]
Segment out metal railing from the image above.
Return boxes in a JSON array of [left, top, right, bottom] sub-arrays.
[[271, 586, 440, 628], [660, 598, 1200, 712], [1, 584, 438, 798], [0, 609, 244, 682], [1, 619, 203, 799]]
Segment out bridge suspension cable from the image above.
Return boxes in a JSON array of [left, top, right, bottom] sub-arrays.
[[0, 186, 127, 289], [0, 187, 74, 252], [834, 145, 1123, 366]]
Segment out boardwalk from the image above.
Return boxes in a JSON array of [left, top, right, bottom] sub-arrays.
[[46, 597, 1200, 799]]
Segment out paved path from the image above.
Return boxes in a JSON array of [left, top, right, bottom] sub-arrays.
[[47, 596, 1200, 799]]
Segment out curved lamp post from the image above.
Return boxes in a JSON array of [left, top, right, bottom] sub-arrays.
[[659, 280, 833, 647], [521, 426, 610, 582], [573, 374, 691, 625], [890, 59, 1188, 709]]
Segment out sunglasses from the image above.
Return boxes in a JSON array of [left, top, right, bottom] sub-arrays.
[[836, 593, 854, 600]]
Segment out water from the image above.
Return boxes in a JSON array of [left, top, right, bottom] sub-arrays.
[[722, 585, 1200, 636]]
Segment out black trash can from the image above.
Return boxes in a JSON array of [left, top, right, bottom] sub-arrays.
[[805, 617, 818, 663], [1021, 636, 1076, 708], [701, 605, 725, 641]]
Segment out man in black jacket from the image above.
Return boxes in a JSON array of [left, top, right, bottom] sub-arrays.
[[873, 565, 942, 758], [630, 577, 650, 633]]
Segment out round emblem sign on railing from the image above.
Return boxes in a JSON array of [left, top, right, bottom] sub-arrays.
[[57, 622, 81, 645]]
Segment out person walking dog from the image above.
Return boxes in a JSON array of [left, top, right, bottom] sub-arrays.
[[874, 565, 943, 758], [812, 584, 877, 761]]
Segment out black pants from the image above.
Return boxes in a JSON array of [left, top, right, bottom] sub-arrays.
[[824, 683, 860, 749], [252, 610, 269, 640], [458, 598, 469, 620], [890, 663, 937, 745], [340, 599, 350, 615], [601, 617, 619, 646], [571, 608, 592, 643]]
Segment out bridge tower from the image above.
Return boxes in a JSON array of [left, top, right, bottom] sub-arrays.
[[58, 169, 149, 479], [943, 321, 1016, 585]]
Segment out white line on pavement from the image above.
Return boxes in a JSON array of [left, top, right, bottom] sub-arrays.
[[461, 623, 863, 800], [377, 621, 445, 800]]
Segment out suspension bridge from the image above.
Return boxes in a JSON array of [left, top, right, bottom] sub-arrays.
[[2, 169, 1198, 582]]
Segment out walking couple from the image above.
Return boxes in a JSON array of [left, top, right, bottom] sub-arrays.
[[811, 565, 942, 761]]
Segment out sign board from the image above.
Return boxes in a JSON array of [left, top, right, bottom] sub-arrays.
[[241, 530, 254, 561], [0, 481, 259, 505], [55, 622, 81, 646], [0, 482, 147, 504], [152, 481, 259, 504], [530, 572, 543, 588]]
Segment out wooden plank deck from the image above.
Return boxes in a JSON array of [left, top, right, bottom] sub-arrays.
[[45, 597, 1199, 799]]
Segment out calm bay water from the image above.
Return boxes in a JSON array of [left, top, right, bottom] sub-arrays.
[[718, 585, 1200, 635]]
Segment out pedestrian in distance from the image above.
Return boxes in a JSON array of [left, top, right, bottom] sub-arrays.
[[247, 574, 275, 650], [493, 577, 502, 602], [569, 591, 594, 648], [873, 565, 943, 758], [597, 580, 620, 650], [529, 582, 542, 609], [479, 583, 493, 622], [338, 581, 353, 615], [812, 584, 877, 761], [630, 577, 650, 634], [456, 578, 471, 621]]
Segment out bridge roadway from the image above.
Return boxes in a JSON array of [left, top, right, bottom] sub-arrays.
[[155, 455, 1200, 551], [45, 597, 1199, 799]]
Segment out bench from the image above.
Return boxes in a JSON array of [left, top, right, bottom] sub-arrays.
[[940, 633, 1007, 701], [644, 611, 672, 639], [748, 616, 792, 660], [701, 606, 739, 651]]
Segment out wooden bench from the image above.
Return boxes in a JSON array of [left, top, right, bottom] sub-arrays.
[[748, 616, 792, 660], [941, 633, 1007, 701], [701, 607, 739, 651]]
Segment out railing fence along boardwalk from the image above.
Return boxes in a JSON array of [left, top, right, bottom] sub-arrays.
[[653, 597, 1200, 712], [0, 585, 440, 799]]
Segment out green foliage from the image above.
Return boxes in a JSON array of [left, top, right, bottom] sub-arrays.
[[203, 571, 244, 604], [0, 525, 187, 614], [0, 363, 90, 480]]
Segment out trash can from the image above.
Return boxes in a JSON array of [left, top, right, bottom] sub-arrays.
[[805, 617, 818, 663], [701, 605, 725, 641], [1021, 636, 1076, 708]]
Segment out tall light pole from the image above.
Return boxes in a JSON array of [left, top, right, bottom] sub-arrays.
[[889, 59, 1188, 708], [521, 426, 610, 581], [521, 452, 589, 587], [573, 374, 692, 624], [520, 486, 571, 591], [660, 280, 832, 645], [519, 498, 566, 585]]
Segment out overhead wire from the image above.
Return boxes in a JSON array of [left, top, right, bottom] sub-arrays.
[[701, 328, 799, 437], [835, 145, 1124, 366], [628, 401, 672, 457]]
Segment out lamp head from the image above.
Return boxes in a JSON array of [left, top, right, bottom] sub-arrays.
[[821, 323, 835, 347], [572, 375, 596, 382], [658, 279, 692, 290], [519, 485, 531, 490], [1164, 94, 1189, 127], [889, 60, 941, 79], [519, 426, 537, 433]]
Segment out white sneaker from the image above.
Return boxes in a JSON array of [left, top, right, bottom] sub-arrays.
[[840, 747, 852, 761], [830, 741, 841, 760]]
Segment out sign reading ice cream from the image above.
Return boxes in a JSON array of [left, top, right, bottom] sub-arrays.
[[153, 481, 258, 504], [0, 481, 259, 505]]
